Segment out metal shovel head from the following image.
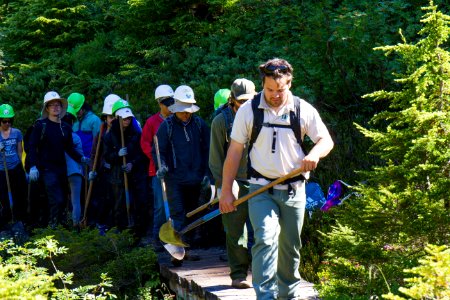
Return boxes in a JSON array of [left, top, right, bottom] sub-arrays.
[[159, 220, 189, 247], [164, 243, 186, 260]]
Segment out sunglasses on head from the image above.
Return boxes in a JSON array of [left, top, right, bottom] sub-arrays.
[[1, 119, 12, 124], [262, 64, 289, 75]]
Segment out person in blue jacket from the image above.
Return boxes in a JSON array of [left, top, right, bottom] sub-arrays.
[[69, 93, 101, 157], [152, 85, 211, 256]]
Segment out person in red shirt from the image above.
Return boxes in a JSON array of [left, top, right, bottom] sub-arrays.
[[140, 85, 174, 249]]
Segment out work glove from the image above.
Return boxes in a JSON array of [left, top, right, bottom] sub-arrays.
[[29, 166, 39, 182], [201, 176, 210, 191], [88, 171, 97, 181], [118, 147, 128, 157], [156, 166, 168, 179], [122, 163, 133, 173], [81, 156, 91, 165], [103, 162, 111, 169]]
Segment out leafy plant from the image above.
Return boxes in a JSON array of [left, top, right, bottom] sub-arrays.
[[383, 244, 449, 300], [318, 1, 450, 298], [0, 237, 115, 299], [30, 227, 165, 298]]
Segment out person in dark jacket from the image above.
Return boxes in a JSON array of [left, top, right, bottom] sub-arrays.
[[88, 94, 121, 233], [102, 100, 148, 236], [152, 85, 211, 254], [28, 91, 89, 228]]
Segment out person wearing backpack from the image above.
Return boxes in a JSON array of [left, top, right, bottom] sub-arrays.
[[140, 85, 174, 250], [152, 85, 211, 262], [219, 58, 334, 299], [0, 104, 27, 229], [27, 91, 90, 228], [209, 78, 256, 289]]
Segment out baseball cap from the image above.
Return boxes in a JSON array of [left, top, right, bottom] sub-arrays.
[[231, 78, 256, 100]]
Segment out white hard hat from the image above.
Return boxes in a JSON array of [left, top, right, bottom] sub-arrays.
[[173, 85, 196, 104], [155, 85, 174, 102], [41, 91, 67, 119], [115, 107, 134, 119], [169, 100, 200, 114], [102, 94, 121, 115]]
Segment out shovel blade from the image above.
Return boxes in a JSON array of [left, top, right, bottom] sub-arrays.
[[159, 220, 189, 247], [164, 243, 186, 260]]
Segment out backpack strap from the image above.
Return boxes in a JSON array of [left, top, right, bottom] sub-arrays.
[[166, 116, 177, 169], [40, 121, 47, 142], [221, 106, 234, 143], [247, 93, 306, 180]]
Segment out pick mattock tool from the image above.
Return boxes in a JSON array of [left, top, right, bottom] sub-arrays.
[[119, 116, 133, 228], [160, 166, 306, 259], [80, 122, 104, 228], [154, 135, 187, 260], [1, 147, 14, 222]]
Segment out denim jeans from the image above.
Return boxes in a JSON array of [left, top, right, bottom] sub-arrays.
[[248, 183, 306, 300], [165, 178, 201, 232], [68, 174, 82, 225], [221, 180, 252, 280], [152, 176, 166, 240], [42, 170, 67, 227]]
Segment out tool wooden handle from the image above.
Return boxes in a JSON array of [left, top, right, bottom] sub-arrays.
[[186, 198, 219, 218], [179, 166, 306, 236], [233, 166, 305, 207], [119, 117, 129, 190], [154, 135, 170, 220], [82, 122, 105, 225], [119, 116, 132, 227]]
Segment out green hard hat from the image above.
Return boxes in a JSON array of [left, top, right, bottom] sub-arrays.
[[214, 89, 231, 110], [0, 104, 15, 118], [67, 92, 85, 113], [111, 99, 132, 116]]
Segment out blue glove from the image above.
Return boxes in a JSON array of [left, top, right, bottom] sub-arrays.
[[103, 162, 111, 169], [81, 156, 91, 165], [88, 171, 97, 181], [121, 163, 132, 173], [118, 147, 127, 157], [201, 176, 210, 190], [156, 166, 168, 179], [29, 166, 39, 182]]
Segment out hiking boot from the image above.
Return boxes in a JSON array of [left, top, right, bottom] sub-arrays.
[[231, 278, 252, 289]]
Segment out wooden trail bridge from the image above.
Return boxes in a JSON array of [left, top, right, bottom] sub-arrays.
[[157, 247, 319, 300]]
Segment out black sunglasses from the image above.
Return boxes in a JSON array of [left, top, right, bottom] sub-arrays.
[[1, 119, 12, 124], [262, 64, 289, 75]]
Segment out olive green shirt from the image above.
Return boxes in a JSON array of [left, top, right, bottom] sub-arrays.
[[209, 108, 248, 187]]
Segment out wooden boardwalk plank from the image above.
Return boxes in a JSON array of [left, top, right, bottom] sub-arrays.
[[158, 247, 319, 300]]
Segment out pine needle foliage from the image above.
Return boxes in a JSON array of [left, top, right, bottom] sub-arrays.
[[318, 1, 450, 298]]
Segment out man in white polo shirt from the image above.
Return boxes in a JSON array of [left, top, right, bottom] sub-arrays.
[[219, 58, 334, 299]]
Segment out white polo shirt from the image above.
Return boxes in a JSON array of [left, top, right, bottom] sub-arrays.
[[230, 91, 330, 189]]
